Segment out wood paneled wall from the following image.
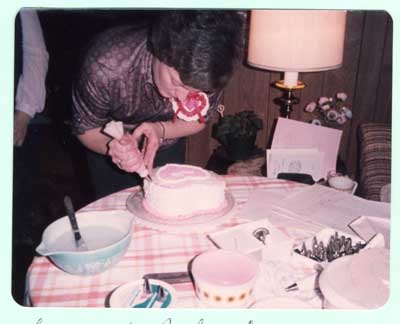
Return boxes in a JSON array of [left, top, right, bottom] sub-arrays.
[[186, 10, 392, 179]]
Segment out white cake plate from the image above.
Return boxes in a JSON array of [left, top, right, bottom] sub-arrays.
[[126, 191, 237, 233]]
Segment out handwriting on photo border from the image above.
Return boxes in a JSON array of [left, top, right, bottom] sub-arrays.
[[36, 318, 257, 324]]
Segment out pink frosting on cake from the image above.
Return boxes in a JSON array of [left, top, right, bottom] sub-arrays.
[[159, 164, 208, 179], [156, 164, 209, 188], [143, 164, 227, 219]]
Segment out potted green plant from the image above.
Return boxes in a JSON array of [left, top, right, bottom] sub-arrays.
[[212, 110, 263, 161]]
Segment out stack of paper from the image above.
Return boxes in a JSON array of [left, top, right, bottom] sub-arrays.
[[233, 186, 390, 243], [272, 184, 390, 234], [270, 118, 342, 180], [266, 148, 324, 181]]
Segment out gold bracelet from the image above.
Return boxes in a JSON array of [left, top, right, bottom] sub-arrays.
[[158, 121, 165, 144]]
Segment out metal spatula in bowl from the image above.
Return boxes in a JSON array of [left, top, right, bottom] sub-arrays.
[[64, 195, 88, 251]]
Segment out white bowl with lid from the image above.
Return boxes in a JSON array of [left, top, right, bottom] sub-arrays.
[[319, 248, 390, 309]]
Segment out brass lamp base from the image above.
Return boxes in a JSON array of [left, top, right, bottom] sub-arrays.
[[274, 80, 306, 118]]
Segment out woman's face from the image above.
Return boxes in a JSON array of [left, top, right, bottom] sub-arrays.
[[152, 57, 199, 102]]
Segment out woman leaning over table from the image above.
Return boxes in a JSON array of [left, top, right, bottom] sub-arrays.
[[71, 10, 246, 199]]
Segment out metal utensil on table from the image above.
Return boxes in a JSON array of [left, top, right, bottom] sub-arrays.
[[157, 286, 166, 302], [143, 271, 192, 284], [285, 274, 316, 292], [149, 286, 169, 308], [132, 278, 157, 308], [139, 136, 152, 182], [133, 278, 172, 308], [285, 264, 324, 304], [146, 286, 168, 308], [64, 195, 88, 251], [294, 231, 367, 263], [144, 277, 152, 294]]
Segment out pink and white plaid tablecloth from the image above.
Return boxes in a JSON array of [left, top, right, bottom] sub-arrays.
[[26, 176, 305, 308]]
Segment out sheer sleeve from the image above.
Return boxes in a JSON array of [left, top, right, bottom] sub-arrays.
[[71, 49, 114, 134]]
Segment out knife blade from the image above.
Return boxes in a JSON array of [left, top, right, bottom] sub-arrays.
[[143, 271, 192, 284]]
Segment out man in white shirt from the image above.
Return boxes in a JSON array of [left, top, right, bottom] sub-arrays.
[[14, 9, 49, 146]]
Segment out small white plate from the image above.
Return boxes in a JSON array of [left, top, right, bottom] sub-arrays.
[[126, 191, 236, 233], [109, 279, 177, 308]]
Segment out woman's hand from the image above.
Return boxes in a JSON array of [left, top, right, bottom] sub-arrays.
[[132, 122, 164, 174], [107, 122, 163, 174], [107, 134, 143, 173]]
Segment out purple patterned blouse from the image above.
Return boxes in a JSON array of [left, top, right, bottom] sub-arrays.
[[71, 25, 222, 147]]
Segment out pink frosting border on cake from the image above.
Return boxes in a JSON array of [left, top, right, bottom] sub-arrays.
[[142, 197, 228, 221], [156, 164, 211, 188], [158, 164, 208, 180]]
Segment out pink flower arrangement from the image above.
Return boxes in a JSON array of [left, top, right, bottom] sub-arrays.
[[304, 92, 352, 128]]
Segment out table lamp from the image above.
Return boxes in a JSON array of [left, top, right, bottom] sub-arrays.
[[248, 10, 347, 118]]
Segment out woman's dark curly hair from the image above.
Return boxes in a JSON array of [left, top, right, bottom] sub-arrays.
[[150, 10, 245, 93]]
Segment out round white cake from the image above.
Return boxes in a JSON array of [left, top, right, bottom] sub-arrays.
[[143, 164, 226, 219]]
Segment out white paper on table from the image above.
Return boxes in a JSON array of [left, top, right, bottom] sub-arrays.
[[236, 188, 296, 221], [208, 218, 294, 261], [349, 216, 391, 248], [235, 188, 322, 239], [268, 207, 323, 237], [266, 148, 324, 181], [271, 184, 390, 234], [271, 118, 342, 179]]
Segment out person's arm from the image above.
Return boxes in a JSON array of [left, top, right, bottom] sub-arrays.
[[78, 125, 147, 177], [14, 9, 49, 146], [134, 119, 205, 170], [107, 119, 205, 174], [76, 127, 112, 155], [158, 119, 206, 140], [14, 111, 33, 147]]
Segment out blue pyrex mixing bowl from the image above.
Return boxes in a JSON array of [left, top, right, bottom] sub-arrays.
[[36, 210, 133, 275]]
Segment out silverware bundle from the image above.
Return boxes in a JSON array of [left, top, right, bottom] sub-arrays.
[[294, 232, 366, 262], [127, 271, 190, 308], [130, 278, 168, 308]]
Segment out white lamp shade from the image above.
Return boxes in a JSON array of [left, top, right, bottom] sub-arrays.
[[248, 10, 347, 72]]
